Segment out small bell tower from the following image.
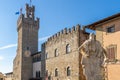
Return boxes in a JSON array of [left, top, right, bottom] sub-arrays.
[[26, 4, 35, 19]]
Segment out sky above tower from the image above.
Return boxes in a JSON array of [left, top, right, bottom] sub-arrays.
[[0, 0, 120, 73]]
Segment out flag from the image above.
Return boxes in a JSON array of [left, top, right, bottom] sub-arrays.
[[15, 8, 22, 15], [15, 12, 19, 15]]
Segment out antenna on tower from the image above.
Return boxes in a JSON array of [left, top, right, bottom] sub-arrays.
[[30, 0, 32, 6]]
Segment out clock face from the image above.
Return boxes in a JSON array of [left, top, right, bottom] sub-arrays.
[[24, 50, 31, 57]]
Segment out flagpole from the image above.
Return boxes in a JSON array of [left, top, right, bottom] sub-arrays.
[[20, 8, 22, 14]]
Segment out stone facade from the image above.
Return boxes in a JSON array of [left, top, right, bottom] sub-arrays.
[[41, 25, 88, 80], [13, 4, 39, 80], [85, 13, 120, 80]]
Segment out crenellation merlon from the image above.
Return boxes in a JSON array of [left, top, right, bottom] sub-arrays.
[[60, 30, 64, 35], [44, 24, 81, 45], [72, 26, 75, 32], [63, 28, 67, 34], [68, 28, 71, 33], [76, 24, 80, 31], [55, 34, 57, 38], [57, 32, 60, 36]]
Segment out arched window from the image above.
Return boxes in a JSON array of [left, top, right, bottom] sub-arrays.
[[55, 49, 58, 57], [67, 66, 71, 76], [55, 68, 58, 77], [66, 44, 70, 54]]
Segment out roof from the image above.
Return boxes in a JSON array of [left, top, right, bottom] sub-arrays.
[[31, 51, 41, 56], [85, 13, 120, 30], [5, 72, 13, 75]]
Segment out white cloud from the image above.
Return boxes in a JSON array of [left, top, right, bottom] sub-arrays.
[[0, 56, 4, 61], [0, 44, 17, 50], [38, 36, 50, 41], [0, 36, 50, 50]]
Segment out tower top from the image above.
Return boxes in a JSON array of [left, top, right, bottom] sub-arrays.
[[25, 3, 35, 19]]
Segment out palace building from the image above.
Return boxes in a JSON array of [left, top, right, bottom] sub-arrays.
[[13, 3, 88, 80]]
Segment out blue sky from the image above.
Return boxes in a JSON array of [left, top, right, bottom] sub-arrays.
[[0, 0, 120, 74]]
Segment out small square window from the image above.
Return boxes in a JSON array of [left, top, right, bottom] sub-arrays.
[[107, 25, 115, 33]]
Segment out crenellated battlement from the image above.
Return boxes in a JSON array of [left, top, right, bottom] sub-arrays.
[[44, 24, 81, 45], [17, 13, 39, 31]]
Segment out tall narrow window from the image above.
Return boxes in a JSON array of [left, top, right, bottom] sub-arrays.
[[107, 45, 116, 61], [55, 68, 58, 77], [45, 53, 48, 59], [27, 46, 29, 50], [66, 44, 70, 54], [67, 66, 71, 76], [38, 71, 40, 78], [36, 71, 38, 78], [55, 49, 58, 57]]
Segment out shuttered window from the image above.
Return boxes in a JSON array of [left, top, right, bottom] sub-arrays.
[[107, 45, 116, 61]]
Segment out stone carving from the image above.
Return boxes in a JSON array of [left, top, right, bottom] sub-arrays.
[[79, 33, 107, 80]]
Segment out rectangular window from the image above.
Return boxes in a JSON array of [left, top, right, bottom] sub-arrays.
[[45, 53, 48, 59], [106, 25, 115, 33], [107, 45, 116, 62]]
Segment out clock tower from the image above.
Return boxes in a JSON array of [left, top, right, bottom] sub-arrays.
[[13, 3, 39, 80]]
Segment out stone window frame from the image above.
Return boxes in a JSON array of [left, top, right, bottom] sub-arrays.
[[106, 44, 117, 62], [66, 44, 71, 54], [55, 68, 58, 77], [67, 66, 71, 76], [54, 48, 59, 57]]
